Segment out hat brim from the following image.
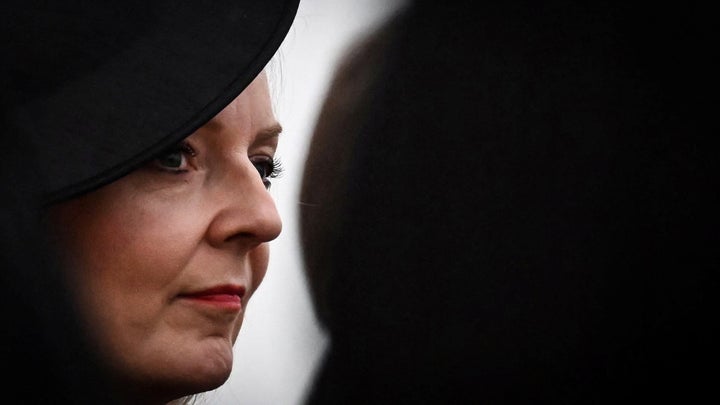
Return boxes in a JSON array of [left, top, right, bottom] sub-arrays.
[[6, 0, 299, 203]]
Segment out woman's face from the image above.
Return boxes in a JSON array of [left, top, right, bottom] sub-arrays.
[[49, 72, 282, 402]]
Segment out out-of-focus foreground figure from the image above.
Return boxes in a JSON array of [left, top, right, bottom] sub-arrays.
[[300, 2, 717, 403]]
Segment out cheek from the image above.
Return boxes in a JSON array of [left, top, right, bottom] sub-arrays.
[[52, 190, 205, 309], [110, 213, 200, 286]]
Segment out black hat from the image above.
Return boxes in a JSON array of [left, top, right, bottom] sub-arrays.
[[2, 0, 299, 203]]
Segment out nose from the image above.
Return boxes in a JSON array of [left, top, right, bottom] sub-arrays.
[[205, 160, 282, 249]]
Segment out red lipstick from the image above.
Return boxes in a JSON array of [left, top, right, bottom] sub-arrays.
[[179, 285, 245, 311]]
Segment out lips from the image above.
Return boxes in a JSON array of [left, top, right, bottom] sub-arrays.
[[179, 285, 245, 311]]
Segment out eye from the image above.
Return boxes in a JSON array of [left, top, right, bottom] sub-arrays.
[[152, 142, 196, 173], [251, 156, 283, 189]]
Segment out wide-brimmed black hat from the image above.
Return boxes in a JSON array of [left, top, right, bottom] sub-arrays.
[[2, 0, 299, 203]]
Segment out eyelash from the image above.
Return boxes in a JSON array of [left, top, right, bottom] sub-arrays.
[[152, 142, 284, 188], [255, 156, 284, 189], [152, 142, 196, 173]]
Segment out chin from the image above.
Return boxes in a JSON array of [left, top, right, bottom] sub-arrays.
[[176, 372, 232, 399], [156, 359, 234, 403], [189, 341, 236, 388], [145, 341, 236, 402], [192, 363, 234, 391], [114, 367, 233, 405]]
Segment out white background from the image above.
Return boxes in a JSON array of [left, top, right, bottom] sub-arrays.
[[208, 1, 405, 404]]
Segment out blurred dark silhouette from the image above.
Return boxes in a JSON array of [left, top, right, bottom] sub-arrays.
[[300, 2, 717, 404]]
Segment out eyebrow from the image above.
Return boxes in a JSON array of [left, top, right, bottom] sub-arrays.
[[257, 123, 283, 142], [203, 117, 282, 142]]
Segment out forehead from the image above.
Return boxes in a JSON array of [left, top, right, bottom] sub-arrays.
[[208, 71, 274, 128], [193, 72, 280, 148], [203, 72, 278, 132]]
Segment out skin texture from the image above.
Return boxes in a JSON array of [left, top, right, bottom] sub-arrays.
[[48, 72, 282, 404]]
